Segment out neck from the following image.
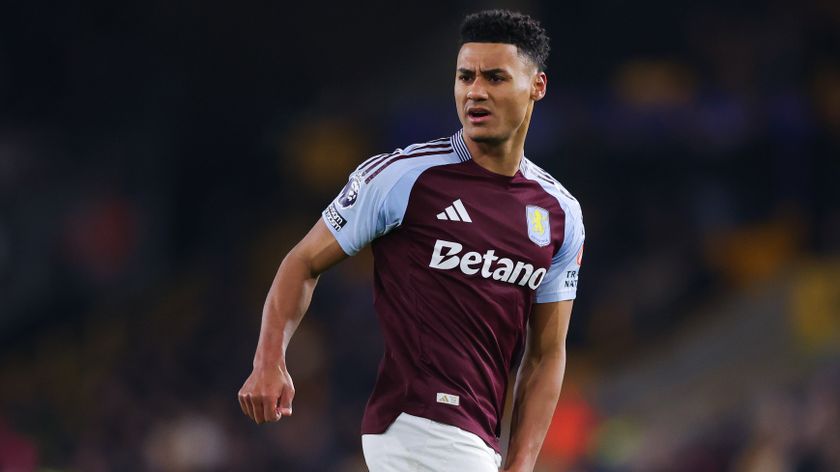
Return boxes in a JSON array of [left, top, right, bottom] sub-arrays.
[[464, 103, 533, 177]]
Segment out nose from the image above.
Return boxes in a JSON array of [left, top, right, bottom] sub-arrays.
[[466, 81, 488, 101]]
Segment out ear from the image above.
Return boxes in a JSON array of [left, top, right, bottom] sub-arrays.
[[531, 71, 547, 101]]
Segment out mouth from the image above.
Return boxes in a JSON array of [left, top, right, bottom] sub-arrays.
[[466, 107, 492, 124]]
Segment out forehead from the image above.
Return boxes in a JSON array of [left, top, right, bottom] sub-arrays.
[[456, 42, 529, 71]]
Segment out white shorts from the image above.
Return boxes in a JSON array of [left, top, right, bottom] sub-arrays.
[[362, 412, 502, 471]]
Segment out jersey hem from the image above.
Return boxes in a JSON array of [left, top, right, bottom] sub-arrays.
[[362, 409, 502, 454], [535, 292, 577, 303]]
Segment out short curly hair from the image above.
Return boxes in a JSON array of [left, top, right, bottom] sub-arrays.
[[459, 10, 551, 71]]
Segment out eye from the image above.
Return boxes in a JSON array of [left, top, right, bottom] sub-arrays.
[[489, 75, 504, 83], [458, 74, 473, 82]]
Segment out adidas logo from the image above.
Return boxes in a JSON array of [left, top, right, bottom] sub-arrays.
[[436, 199, 472, 222]]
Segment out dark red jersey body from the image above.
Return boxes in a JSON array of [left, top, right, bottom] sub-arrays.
[[323, 130, 584, 452]]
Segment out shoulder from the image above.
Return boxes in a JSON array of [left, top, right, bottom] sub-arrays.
[[520, 157, 582, 221], [351, 135, 463, 191]]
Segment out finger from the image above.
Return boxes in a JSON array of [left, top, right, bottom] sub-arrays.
[[242, 392, 255, 420], [262, 393, 280, 423], [278, 383, 295, 417], [245, 394, 262, 424], [237, 390, 249, 417], [251, 394, 266, 424]]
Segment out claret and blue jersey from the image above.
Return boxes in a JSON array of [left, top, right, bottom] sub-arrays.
[[322, 129, 584, 453]]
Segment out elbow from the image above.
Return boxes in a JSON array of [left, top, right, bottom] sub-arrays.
[[538, 348, 567, 385], [281, 246, 320, 281], [526, 344, 566, 369]]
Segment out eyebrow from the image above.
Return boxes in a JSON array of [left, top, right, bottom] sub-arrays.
[[457, 68, 510, 76]]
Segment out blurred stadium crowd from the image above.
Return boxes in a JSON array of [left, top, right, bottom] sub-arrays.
[[1, 0, 839, 471]]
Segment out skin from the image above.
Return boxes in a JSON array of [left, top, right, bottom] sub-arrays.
[[238, 221, 345, 424], [503, 300, 573, 472], [455, 42, 546, 177], [239, 41, 573, 472], [454, 42, 571, 472]]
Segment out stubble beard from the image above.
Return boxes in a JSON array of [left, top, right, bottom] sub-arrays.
[[467, 127, 508, 146]]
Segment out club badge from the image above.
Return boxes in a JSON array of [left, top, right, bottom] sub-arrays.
[[526, 205, 550, 247]]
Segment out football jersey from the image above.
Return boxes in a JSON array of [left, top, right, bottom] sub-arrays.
[[321, 129, 584, 453]]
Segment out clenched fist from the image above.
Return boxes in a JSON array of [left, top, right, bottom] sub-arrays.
[[238, 363, 295, 424]]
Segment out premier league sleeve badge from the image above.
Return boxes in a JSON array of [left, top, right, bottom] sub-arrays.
[[337, 173, 362, 209]]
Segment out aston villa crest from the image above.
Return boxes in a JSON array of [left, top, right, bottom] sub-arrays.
[[526, 205, 550, 247]]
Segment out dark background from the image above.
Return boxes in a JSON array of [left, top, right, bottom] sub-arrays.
[[1, 0, 839, 470]]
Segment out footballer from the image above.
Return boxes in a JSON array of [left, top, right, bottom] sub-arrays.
[[238, 9, 585, 471]]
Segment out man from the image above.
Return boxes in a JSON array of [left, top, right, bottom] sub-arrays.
[[238, 9, 584, 472]]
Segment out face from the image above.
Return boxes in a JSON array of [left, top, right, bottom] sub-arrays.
[[455, 42, 546, 145]]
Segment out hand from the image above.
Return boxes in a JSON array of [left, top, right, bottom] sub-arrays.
[[238, 363, 295, 424]]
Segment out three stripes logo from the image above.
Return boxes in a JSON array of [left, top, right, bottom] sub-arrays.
[[436, 199, 472, 223]]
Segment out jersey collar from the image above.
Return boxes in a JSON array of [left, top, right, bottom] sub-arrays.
[[451, 128, 528, 178], [450, 129, 473, 162]]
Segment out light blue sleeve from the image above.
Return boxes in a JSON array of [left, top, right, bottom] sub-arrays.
[[321, 155, 453, 256], [535, 199, 585, 303], [321, 169, 396, 256]]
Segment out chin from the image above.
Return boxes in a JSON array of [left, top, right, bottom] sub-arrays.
[[465, 126, 506, 145]]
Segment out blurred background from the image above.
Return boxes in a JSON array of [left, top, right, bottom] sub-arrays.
[[1, 0, 839, 470]]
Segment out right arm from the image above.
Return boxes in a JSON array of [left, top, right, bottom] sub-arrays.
[[239, 153, 412, 423], [238, 219, 347, 424]]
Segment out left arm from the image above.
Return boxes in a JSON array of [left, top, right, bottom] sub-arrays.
[[502, 300, 573, 472]]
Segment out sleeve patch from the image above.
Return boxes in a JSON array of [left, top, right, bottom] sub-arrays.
[[323, 203, 348, 231], [336, 173, 362, 209]]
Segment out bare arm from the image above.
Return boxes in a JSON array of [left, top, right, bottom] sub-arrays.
[[502, 300, 573, 471], [238, 219, 347, 424]]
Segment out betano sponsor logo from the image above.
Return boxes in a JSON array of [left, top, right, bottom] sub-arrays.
[[429, 240, 547, 290]]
